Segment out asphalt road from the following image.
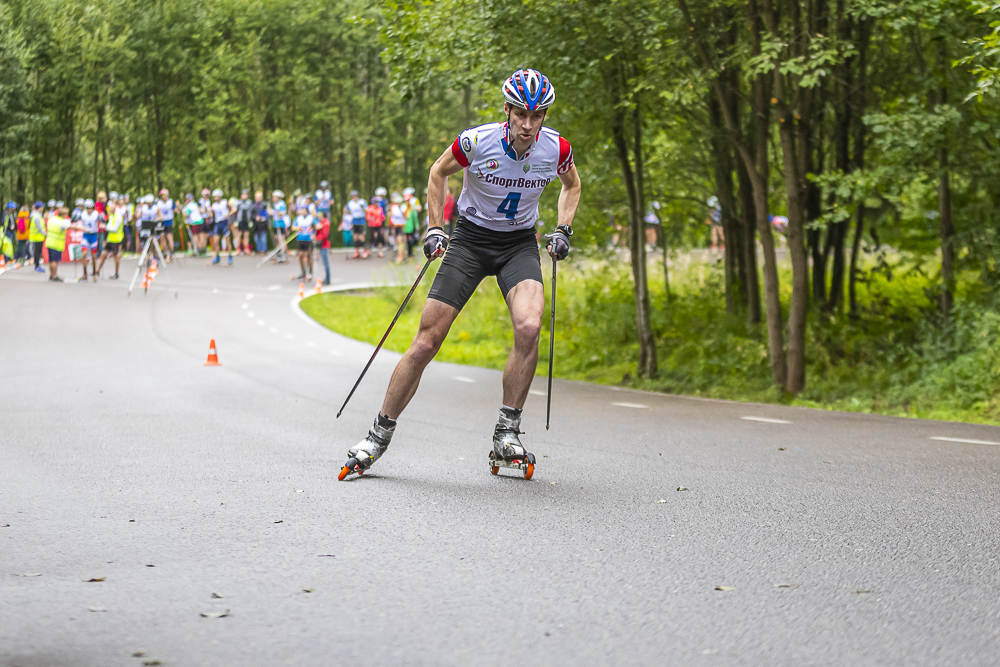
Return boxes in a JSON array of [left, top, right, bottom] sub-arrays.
[[2, 250, 999, 667]]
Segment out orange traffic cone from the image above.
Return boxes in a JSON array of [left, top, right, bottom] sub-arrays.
[[298, 282, 305, 298], [314, 278, 322, 295], [0, 255, 6, 268], [204, 339, 221, 366]]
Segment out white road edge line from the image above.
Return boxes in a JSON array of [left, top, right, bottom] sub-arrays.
[[612, 402, 649, 409], [742, 416, 792, 424], [931, 436, 1000, 446]]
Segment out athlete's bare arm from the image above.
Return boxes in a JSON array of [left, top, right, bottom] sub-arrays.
[[547, 164, 582, 258], [556, 165, 581, 229], [426, 147, 464, 230]]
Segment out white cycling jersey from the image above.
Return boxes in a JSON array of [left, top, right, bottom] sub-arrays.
[[139, 204, 159, 222], [157, 198, 174, 221], [211, 200, 230, 223], [451, 122, 573, 232], [80, 210, 100, 234], [199, 197, 214, 222], [183, 202, 203, 224]]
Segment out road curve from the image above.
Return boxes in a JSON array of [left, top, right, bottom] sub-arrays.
[[2, 253, 999, 666]]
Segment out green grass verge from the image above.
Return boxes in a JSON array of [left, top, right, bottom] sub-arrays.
[[301, 254, 1000, 426]]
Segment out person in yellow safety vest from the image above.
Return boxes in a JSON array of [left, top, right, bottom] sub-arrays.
[[97, 196, 125, 279], [45, 205, 83, 282], [28, 201, 46, 273]]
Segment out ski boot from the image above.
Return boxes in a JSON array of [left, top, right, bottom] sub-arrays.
[[489, 407, 535, 480], [339, 416, 395, 480]]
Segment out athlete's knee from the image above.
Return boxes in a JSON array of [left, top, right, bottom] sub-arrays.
[[408, 329, 444, 364], [512, 314, 542, 347]]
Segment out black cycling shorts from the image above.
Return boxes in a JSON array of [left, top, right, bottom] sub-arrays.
[[428, 217, 542, 311]]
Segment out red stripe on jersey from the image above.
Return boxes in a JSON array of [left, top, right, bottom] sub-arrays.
[[557, 136, 574, 173], [451, 136, 470, 168]]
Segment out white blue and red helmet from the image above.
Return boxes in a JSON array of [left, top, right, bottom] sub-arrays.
[[502, 69, 555, 111]]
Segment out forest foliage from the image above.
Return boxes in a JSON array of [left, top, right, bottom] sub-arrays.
[[5, 0, 1000, 413]]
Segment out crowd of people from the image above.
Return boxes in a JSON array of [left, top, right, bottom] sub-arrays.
[[1, 181, 456, 284]]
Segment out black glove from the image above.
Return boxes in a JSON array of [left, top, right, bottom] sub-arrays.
[[545, 225, 572, 261], [423, 227, 449, 259]]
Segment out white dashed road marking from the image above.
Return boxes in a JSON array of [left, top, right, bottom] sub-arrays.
[[285, 334, 294, 340], [612, 402, 648, 409], [257, 320, 265, 326], [528, 389, 546, 396], [246, 293, 254, 300], [931, 436, 1000, 446], [247, 311, 254, 318], [241, 302, 248, 309], [742, 416, 792, 424], [453, 376, 476, 383]]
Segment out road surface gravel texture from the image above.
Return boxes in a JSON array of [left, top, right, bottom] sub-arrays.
[[1, 253, 999, 667]]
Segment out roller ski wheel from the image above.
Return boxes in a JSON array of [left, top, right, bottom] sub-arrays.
[[488, 450, 535, 480], [338, 457, 365, 481]]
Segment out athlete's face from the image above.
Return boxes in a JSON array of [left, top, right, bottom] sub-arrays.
[[505, 104, 546, 145]]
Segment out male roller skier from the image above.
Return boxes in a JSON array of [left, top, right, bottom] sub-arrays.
[[344, 69, 580, 477]]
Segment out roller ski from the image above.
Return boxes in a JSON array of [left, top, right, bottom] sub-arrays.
[[338, 415, 395, 480], [488, 407, 536, 480]]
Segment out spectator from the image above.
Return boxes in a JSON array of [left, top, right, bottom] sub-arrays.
[[315, 211, 331, 285], [366, 196, 386, 258], [315, 180, 333, 221], [235, 189, 254, 255], [252, 191, 269, 253]]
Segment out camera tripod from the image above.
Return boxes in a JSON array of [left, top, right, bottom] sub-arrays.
[[127, 223, 172, 297]]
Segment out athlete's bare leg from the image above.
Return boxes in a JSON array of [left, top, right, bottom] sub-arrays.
[[502, 279, 544, 409], [380, 298, 461, 419]]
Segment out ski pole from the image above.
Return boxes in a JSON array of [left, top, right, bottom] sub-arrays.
[[546, 256, 557, 430], [336, 258, 433, 418], [255, 230, 297, 268]]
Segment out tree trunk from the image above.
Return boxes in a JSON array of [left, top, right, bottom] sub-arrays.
[[735, 154, 761, 323], [939, 149, 954, 319], [848, 18, 871, 319], [766, 0, 807, 394], [610, 95, 657, 379], [708, 95, 741, 314], [936, 47, 954, 320]]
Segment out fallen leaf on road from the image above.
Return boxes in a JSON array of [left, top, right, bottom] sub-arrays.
[[129, 519, 135, 523], [715, 586, 735, 591], [2, 524, 10, 527], [677, 487, 689, 491], [550, 482, 558, 485], [145, 564, 155, 568], [84, 577, 106, 582], [778, 448, 786, 451], [143, 660, 162, 666], [273, 520, 283, 524], [302, 588, 315, 593], [853, 590, 874, 594], [317, 555, 335, 558], [132, 650, 145, 657], [774, 583, 799, 588], [199, 610, 230, 618], [211, 593, 223, 599], [16, 573, 42, 577], [88, 607, 108, 612], [295, 490, 304, 493], [658, 499, 667, 504]]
